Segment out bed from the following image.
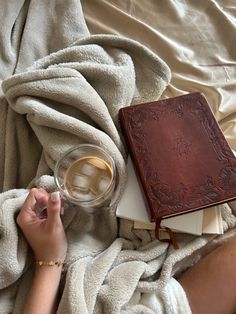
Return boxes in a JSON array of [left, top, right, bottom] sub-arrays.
[[0, 1, 235, 313]]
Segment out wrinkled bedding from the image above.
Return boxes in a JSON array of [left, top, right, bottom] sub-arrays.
[[0, 1, 236, 313]]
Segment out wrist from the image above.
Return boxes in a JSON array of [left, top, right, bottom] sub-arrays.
[[27, 262, 63, 313], [35, 260, 65, 273], [34, 253, 66, 263], [35, 263, 63, 280]]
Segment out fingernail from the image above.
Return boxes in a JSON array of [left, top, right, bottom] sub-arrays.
[[50, 191, 60, 202]]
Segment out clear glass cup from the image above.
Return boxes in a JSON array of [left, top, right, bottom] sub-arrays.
[[54, 144, 117, 210]]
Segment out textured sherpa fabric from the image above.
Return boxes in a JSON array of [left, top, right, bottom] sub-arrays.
[[1, 1, 236, 314]]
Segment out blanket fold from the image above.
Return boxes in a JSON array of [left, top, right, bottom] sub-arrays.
[[2, 34, 170, 192], [1, 1, 236, 313]]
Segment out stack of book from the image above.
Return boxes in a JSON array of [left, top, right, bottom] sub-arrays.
[[116, 157, 223, 235], [117, 93, 236, 236]]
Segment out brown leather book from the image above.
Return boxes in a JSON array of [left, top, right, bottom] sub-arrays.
[[119, 93, 236, 242]]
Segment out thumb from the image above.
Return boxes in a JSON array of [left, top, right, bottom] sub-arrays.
[[47, 191, 61, 225]]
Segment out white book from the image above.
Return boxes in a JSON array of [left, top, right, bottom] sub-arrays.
[[116, 157, 223, 235]]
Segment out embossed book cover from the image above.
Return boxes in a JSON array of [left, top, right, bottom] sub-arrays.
[[119, 92, 236, 227]]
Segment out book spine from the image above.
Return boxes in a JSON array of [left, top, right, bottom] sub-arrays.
[[119, 108, 155, 222]]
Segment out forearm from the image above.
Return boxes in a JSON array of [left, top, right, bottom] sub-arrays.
[[24, 265, 62, 314]]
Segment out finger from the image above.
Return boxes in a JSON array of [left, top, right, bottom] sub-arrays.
[[21, 188, 49, 213], [17, 189, 49, 226], [60, 198, 65, 215], [46, 191, 62, 226], [34, 199, 48, 218]]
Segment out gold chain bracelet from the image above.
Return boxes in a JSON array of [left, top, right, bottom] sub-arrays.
[[35, 260, 65, 271]]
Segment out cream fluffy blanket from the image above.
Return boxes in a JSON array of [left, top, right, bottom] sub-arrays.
[[0, 1, 236, 313]]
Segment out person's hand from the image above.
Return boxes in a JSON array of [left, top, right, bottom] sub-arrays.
[[17, 188, 67, 262]]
